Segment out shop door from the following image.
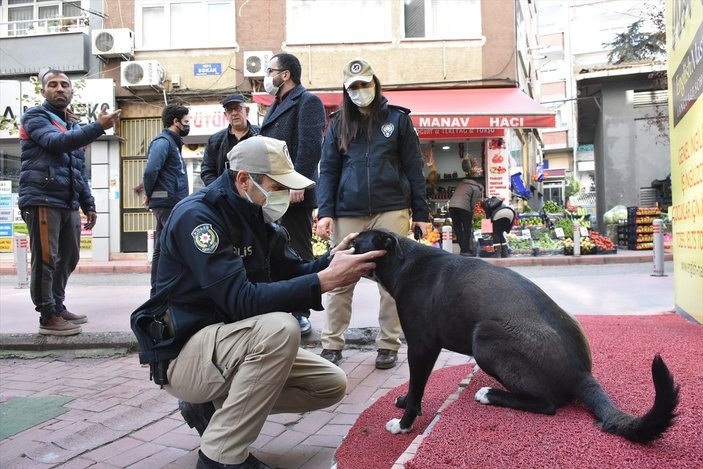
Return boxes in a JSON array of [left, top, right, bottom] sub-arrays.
[[120, 118, 161, 252]]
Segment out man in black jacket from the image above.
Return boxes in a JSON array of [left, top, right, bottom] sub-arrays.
[[19, 69, 120, 335], [140, 136, 383, 469], [200, 93, 260, 186], [143, 104, 190, 295], [260, 53, 326, 336]]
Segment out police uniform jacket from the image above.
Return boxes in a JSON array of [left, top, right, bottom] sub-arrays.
[[200, 123, 260, 186], [143, 129, 188, 209], [317, 98, 429, 222], [154, 171, 331, 357], [18, 101, 101, 212]]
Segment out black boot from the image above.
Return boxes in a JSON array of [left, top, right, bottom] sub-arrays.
[[500, 244, 510, 258], [179, 400, 215, 436]]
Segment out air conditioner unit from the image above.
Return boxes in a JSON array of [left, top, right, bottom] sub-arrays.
[[120, 60, 165, 89], [92, 28, 134, 58], [243, 51, 273, 78]]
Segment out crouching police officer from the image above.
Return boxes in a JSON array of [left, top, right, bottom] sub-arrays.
[[142, 136, 384, 469]]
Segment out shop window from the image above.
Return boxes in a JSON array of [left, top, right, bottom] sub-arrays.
[[0, 143, 21, 192], [403, 0, 481, 40], [136, 0, 235, 50], [286, 0, 391, 44], [543, 182, 564, 207]]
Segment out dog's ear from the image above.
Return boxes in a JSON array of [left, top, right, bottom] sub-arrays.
[[374, 232, 404, 261]]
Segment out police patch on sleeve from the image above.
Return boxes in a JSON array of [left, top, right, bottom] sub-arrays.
[[191, 224, 219, 254]]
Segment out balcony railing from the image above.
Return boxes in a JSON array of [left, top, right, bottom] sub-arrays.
[[0, 16, 89, 38]]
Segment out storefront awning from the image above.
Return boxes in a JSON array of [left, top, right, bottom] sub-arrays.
[[253, 87, 556, 129]]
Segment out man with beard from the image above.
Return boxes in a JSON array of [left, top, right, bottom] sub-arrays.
[[19, 69, 120, 335], [260, 53, 326, 336]]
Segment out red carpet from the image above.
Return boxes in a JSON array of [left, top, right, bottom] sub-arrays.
[[338, 314, 703, 469], [335, 364, 472, 469]]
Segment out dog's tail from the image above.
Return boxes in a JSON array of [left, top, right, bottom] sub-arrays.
[[576, 354, 679, 443]]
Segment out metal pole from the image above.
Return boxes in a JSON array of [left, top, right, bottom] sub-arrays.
[[652, 219, 665, 277], [442, 224, 453, 253], [573, 220, 581, 257], [147, 229, 155, 264], [14, 234, 29, 289]]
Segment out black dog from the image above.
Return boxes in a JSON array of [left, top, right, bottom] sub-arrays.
[[350, 230, 679, 443]]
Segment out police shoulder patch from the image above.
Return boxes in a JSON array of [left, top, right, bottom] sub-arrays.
[[191, 223, 219, 254], [381, 122, 395, 138]]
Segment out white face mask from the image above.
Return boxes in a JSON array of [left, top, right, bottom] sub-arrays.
[[264, 76, 281, 96], [347, 86, 375, 108], [246, 178, 290, 223]]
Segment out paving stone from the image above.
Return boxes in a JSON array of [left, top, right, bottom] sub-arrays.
[[151, 430, 200, 451], [52, 423, 125, 452], [82, 436, 143, 462], [23, 444, 83, 464], [124, 447, 188, 469], [257, 429, 307, 455], [318, 423, 352, 437], [103, 442, 165, 467], [130, 415, 183, 442], [339, 382, 376, 404], [291, 410, 334, 434]]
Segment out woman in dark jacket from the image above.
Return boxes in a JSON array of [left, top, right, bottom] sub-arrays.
[[316, 58, 431, 369]]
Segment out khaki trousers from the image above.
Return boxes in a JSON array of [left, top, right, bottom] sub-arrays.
[[165, 312, 346, 464], [321, 209, 411, 351]]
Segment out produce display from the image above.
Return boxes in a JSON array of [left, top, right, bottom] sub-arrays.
[[420, 229, 441, 246], [535, 234, 564, 251], [311, 219, 330, 258], [563, 236, 596, 255], [589, 232, 616, 252], [506, 234, 532, 250], [617, 206, 662, 250]]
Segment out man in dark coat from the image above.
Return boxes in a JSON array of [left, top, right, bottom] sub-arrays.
[[19, 69, 120, 335], [259, 53, 326, 336], [143, 104, 191, 295], [200, 93, 260, 186]]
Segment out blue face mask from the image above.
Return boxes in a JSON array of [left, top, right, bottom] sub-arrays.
[[246, 178, 290, 223]]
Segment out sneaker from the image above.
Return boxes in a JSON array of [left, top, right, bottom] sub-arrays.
[[38, 316, 81, 336], [197, 450, 271, 469], [320, 349, 343, 365], [179, 400, 215, 436], [375, 349, 398, 369], [59, 310, 87, 325]]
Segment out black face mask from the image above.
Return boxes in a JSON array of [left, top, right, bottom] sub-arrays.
[[178, 122, 190, 137]]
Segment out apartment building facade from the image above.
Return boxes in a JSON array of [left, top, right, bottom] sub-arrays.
[[1, 0, 552, 256]]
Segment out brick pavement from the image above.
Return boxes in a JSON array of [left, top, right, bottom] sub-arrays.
[[0, 346, 469, 469]]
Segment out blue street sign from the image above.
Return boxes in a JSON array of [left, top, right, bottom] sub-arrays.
[[194, 63, 222, 76]]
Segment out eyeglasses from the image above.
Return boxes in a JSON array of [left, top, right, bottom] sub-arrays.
[[266, 68, 286, 75], [225, 105, 246, 114]]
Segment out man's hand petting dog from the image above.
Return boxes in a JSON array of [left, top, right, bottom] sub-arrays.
[[318, 241, 385, 293]]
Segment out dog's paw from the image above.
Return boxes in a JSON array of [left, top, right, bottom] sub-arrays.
[[474, 387, 492, 404], [386, 418, 411, 434]]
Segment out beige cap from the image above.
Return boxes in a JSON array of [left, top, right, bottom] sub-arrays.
[[227, 136, 314, 190], [342, 58, 375, 89]]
